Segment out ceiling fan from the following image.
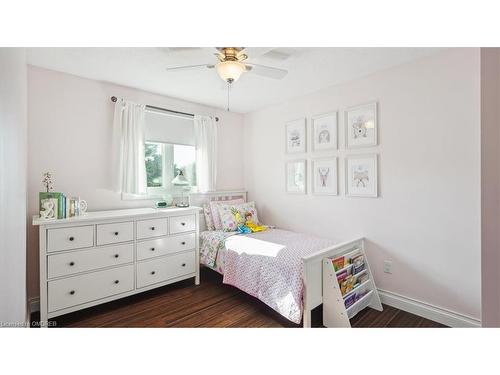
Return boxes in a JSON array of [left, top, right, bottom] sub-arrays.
[[165, 47, 289, 83]]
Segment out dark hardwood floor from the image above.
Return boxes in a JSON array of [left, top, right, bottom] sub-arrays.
[[31, 268, 446, 328]]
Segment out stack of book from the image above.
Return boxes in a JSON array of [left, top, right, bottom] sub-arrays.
[[39, 192, 84, 219], [331, 252, 370, 308]]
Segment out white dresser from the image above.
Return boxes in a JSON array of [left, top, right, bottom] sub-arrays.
[[33, 207, 200, 326]]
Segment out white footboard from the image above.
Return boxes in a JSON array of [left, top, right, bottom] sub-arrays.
[[301, 237, 365, 328]]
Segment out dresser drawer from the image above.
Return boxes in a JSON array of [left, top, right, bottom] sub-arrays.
[[48, 265, 134, 312], [136, 251, 195, 289], [47, 225, 94, 253], [170, 215, 196, 234], [96, 221, 134, 246], [47, 243, 134, 279], [136, 233, 196, 260], [137, 218, 168, 239]]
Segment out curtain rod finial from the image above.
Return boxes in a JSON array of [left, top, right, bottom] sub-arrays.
[[111, 96, 117, 102]]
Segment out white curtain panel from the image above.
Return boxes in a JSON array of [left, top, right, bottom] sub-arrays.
[[112, 99, 147, 195], [194, 115, 217, 192]]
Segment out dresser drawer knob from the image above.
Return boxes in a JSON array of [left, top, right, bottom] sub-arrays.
[[114, 231, 119, 236], [114, 280, 120, 284], [151, 226, 155, 231], [181, 241, 186, 245], [181, 263, 186, 267], [69, 236, 74, 241], [114, 254, 119, 258], [181, 222, 186, 226], [151, 271, 156, 275], [69, 261, 75, 266], [69, 290, 75, 295], [150, 247, 155, 251]]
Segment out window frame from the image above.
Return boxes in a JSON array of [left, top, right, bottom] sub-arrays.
[[144, 140, 197, 199]]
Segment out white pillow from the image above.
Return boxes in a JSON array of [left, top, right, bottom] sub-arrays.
[[209, 198, 245, 230]]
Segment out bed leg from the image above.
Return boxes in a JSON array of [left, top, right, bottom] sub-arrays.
[[303, 309, 312, 328]]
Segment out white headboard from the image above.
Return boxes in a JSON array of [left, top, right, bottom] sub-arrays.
[[189, 190, 247, 231]]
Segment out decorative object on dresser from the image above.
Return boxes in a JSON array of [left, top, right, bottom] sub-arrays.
[[311, 112, 338, 152], [311, 157, 338, 195], [345, 102, 378, 149], [39, 172, 88, 220], [33, 206, 201, 327], [285, 159, 307, 194], [345, 154, 378, 197], [285, 118, 307, 154], [322, 245, 382, 327], [171, 170, 190, 207]]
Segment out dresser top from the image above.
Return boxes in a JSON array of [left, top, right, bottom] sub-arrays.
[[32, 206, 201, 226]]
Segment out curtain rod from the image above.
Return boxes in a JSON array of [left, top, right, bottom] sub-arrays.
[[110, 96, 219, 122]]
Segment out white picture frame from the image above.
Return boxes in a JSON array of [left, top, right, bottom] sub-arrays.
[[345, 154, 378, 197], [312, 112, 337, 152], [285, 118, 307, 154], [312, 157, 338, 195], [285, 159, 307, 194], [345, 102, 377, 149]]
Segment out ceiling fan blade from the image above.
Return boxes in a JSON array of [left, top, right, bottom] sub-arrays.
[[159, 47, 204, 54], [245, 63, 288, 79], [165, 64, 215, 72]]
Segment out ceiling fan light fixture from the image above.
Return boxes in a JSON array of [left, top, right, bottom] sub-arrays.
[[216, 61, 246, 83]]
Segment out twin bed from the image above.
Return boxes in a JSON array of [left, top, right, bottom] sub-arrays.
[[190, 191, 369, 327]]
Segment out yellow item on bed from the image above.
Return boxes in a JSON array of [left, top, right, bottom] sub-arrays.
[[245, 220, 267, 233], [244, 212, 267, 232]]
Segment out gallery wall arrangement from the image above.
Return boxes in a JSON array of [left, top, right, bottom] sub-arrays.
[[284, 102, 379, 198]]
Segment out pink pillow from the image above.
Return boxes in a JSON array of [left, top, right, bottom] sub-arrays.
[[210, 198, 244, 230]]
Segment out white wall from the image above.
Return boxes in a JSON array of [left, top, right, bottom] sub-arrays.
[[27, 66, 244, 299], [480, 48, 500, 327], [0, 48, 27, 324], [243, 48, 481, 320]]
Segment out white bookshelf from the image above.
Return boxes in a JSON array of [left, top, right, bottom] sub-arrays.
[[322, 245, 382, 327]]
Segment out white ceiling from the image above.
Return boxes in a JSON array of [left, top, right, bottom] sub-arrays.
[[27, 47, 445, 113]]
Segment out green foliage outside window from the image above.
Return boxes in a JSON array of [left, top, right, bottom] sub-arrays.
[[145, 143, 162, 187]]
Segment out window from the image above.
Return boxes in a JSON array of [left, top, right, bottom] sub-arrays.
[[120, 109, 197, 200], [145, 142, 196, 196]]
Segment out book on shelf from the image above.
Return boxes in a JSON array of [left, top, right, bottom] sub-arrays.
[[351, 254, 365, 274], [344, 293, 356, 308], [339, 270, 369, 297], [332, 256, 345, 271], [340, 275, 356, 296], [344, 289, 370, 309]]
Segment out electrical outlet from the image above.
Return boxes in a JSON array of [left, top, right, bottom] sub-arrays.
[[383, 260, 393, 274]]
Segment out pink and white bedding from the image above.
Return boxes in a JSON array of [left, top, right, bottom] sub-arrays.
[[200, 229, 337, 324]]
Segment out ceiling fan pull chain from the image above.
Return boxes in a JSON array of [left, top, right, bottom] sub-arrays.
[[227, 81, 231, 112]]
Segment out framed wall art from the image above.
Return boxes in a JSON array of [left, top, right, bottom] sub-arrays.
[[345, 154, 378, 197], [285, 159, 307, 194], [345, 102, 377, 149], [311, 157, 338, 195], [312, 112, 337, 152], [285, 118, 307, 154]]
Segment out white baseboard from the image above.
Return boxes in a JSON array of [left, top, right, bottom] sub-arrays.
[[378, 289, 481, 328], [28, 297, 40, 315]]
